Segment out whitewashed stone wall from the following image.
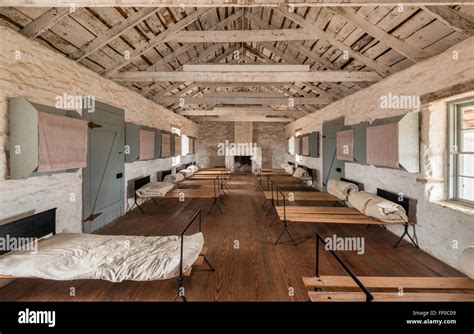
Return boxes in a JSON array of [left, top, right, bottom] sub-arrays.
[[253, 122, 286, 168], [197, 121, 234, 168], [285, 37, 474, 272], [0, 27, 198, 233]]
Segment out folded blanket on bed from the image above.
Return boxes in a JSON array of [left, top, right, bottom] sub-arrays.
[[188, 165, 199, 173], [285, 165, 294, 174], [293, 167, 309, 179], [163, 173, 185, 183], [348, 191, 379, 213], [135, 181, 174, 197], [349, 191, 408, 223], [179, 169, 193, 177], [364, 197, 408, 223], [0, 232, 204, 282], [327, 179, 359, 200]]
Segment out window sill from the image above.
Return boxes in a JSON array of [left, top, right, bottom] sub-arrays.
[[432, 200, 474, 216]]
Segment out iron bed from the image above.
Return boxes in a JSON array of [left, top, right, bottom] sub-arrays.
[[0, 208, 214, 302]]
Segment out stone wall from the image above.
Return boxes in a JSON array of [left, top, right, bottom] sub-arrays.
[[285, 37, 474, 272], [197, 121, 234, 168], [0, 26, 198, 233], [253, 122, 286, 168]]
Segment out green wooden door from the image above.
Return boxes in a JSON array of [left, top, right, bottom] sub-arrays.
[[83, 100, 125, 233], [322, 117, 346, 191]]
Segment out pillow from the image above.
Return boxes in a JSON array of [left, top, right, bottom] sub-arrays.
[[327, 179, 359, 201], [364, 197, 408, 223], [188, 165, 199, 172], [293, 167, 309, 179], [348, 191, 380, 213], [459, 247, 474, 279], [285, 165, 294, 174]]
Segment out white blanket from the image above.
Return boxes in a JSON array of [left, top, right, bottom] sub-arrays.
[[0, 233, 204, 282], [327, 179, 359, 200], [285, 165, 294, 174], [188, 165, 199, 173], [179, 169, 193, 177], [163, 173, 185, 183], [293, 167, 310, 179], [135, 181, 174, 197], [348, 191, 408, 223]]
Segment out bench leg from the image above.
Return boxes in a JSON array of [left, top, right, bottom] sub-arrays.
[[393, 224, 419, 248], [208, 198, 224, 215], [219, 196, 226, 206], [274, 222, 297, 246], [204, 257, 215, 272], [269, 215, 280, 227]]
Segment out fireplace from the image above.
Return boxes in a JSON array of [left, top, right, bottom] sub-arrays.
[[234, 155, 252, 172]]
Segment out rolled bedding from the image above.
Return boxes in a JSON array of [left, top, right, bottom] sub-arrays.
[[293, 167, 309, 179], [348, 191, 408, 223], [136, 182, 174, 197], [327, 179, 359, 201], [163, 173, 185, 183], [284, 165, 294, 174], [179, 169, 193, 177], [188, 165, 199, 173]]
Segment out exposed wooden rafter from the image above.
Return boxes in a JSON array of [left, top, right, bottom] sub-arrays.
[[113, 70, 382, 82], [421, 6, 474, 35], [19, 7, 70, 38]]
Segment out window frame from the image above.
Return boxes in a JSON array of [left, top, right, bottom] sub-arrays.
[[448, 98, 474, 206]]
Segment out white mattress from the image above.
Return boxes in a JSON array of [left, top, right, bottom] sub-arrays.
[[0, 232, 204, 282]]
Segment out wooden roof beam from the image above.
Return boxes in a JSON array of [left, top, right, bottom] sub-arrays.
[[421, 6, 474, 36], [328, 7, 436, 62], [19, 7, 70, 38], [103, 7, 214, 77], [113, 70, 382, 82], [69, 7, 161, 61], [274, 8, 395, 77]]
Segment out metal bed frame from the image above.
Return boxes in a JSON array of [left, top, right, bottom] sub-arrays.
[[314, 232, 373, 302], [130, 174, 225, 215], [176, 209, 215, 302], [272, 183, 418, 248], [0, 208, 214, 303]]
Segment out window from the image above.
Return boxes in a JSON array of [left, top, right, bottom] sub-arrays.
[[448, 99, 474, 205], [288, 137, 295, 155], [294, 129, 303, 162], [171, 127, 181, 166], [182, 135, 189, 156]]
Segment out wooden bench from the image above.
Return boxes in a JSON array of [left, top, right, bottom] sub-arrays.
[[303, 233, 474, 302], [264, 191, 339, 202], [273, 188, 418, 248], [183, 246, 209, 277], [304, 275, 474, 302], [303, 275, 474, 290], [307, 291, 474, 302]]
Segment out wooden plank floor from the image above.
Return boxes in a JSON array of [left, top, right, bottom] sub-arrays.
[[0, 174, 463, 301]]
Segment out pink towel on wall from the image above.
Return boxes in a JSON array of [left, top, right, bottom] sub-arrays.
[[366, 123, 399, 168], [139, 129, 155, 160], [336, 129, 354, 161], [161, 133, 171, 158], [37, 112, 88, 172], [175, 136, 182, 156], [302, 135, 309, 156]]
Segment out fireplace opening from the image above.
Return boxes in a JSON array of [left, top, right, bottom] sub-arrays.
[[234, 155, 252, 172]]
